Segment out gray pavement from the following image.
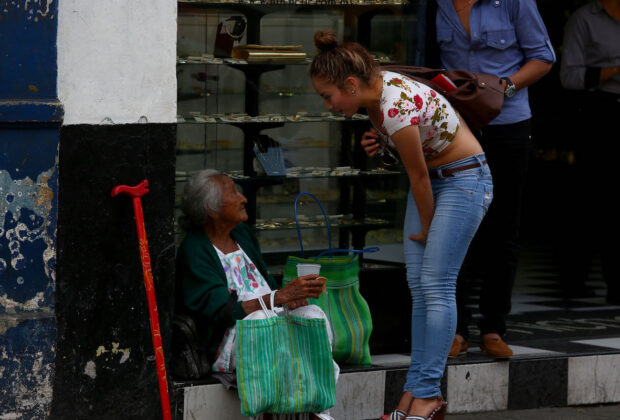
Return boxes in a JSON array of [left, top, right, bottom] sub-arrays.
[[446, 404, 620, 419]]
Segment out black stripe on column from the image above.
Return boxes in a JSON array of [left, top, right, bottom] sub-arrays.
[[507, 358, 568, 410]]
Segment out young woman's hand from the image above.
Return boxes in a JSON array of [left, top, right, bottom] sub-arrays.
[[408, 229, 429, 246], [361, 128, 381, 157]]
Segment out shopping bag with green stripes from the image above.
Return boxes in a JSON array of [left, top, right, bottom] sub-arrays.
[[236, 293, 336, 417], [283, 192, 376, 366]]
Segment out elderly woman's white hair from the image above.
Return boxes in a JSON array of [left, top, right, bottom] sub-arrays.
[[179, 169, 224, 230]]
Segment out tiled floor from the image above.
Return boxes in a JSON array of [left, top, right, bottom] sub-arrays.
[[371, 240, 620, 367]]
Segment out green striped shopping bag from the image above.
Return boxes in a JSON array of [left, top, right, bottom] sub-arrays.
[[283, 192, 376, 366], [236, 293, 336, 417]]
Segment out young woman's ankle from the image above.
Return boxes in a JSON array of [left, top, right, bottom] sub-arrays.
[[408, 396, 443, 416], [396, 391, 414, 411]]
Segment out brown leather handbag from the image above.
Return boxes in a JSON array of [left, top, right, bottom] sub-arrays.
[[383, 65, 505, 132]]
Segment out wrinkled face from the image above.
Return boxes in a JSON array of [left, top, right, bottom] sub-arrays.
[[312, 77, 358, 117], [215, 175, 248, 224]]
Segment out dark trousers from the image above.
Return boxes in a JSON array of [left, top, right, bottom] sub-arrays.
[[557, 92, 620, 301], [456, 119, 532, 339]]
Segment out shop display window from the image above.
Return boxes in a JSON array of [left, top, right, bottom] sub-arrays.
[[176, 0, 426, 266]]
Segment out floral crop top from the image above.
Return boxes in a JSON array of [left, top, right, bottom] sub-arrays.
[[378, 71, 460, 159]]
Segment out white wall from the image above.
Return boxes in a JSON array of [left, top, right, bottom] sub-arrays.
[[58, 0, 177, 125]]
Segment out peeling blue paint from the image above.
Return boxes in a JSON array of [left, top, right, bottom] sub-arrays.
[[0, 166, 57, 308], [0, 0, 60, 417], [0, 315, 56, 419], [0, 131, 58, 416]]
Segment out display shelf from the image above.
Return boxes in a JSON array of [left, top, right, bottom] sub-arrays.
[[178, 1, 407, 8], [254, 216, 391, 231], [178, 57, 312, 65], [177, 56, 396, 66], [172, 217, 391, 234], [176, 145, 335, 155], [174, 168, 403, 181], [177, 113, 368, 124], [178, 0, 410, 49], [180, 0, 406, 5], [257, 195, 405, 204]]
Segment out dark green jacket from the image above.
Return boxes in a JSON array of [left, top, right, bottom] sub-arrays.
[[176, 223, 278, 361]]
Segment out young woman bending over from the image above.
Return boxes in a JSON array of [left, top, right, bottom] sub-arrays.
[[310, 30, 493, 420]]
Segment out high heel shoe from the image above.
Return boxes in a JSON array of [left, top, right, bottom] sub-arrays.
[[404, 397, 447, 420], [380, 408, 407, 420]]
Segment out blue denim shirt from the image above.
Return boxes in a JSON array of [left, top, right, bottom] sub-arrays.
[[436, 0, 556, 125]]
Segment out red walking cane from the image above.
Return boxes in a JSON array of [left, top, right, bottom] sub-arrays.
[[111, 180, 171, 420]]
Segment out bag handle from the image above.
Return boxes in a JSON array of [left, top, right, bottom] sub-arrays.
[[315, 247, 380, 261], [258, 291, 277, 318], [294, 191, 332, 259]]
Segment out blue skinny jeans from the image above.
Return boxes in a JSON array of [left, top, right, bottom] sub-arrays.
[[403, 153, 493, 398]]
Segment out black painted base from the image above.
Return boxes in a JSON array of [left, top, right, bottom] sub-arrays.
[[360, 263, 411, 355], [52, 124, 176, 419]]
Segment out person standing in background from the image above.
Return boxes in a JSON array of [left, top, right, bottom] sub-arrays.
[[435, 0, 556, 358], [560, 0, 620, 305]]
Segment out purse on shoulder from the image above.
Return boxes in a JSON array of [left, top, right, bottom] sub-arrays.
[[383, 65, 505, 131]]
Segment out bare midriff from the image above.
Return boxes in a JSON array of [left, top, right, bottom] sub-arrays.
[[426, 116, 483, 168]]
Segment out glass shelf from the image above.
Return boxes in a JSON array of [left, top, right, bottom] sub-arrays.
[[178, 57, 312, 65], [254, 216, 391, 231], [179, 0, 407, 6], [174, 168, 403, 182], [172, 217, 392, 232], [177, 113, 369, 124], [177, 92, 319, 101], [177, 57, 396, 66]]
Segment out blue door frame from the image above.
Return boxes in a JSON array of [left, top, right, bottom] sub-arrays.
[[0, 1, 62, 417]]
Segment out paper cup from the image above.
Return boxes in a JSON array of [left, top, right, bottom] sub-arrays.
[[296, 263, 321, 277]]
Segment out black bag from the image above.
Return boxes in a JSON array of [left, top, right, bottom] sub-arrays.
[[383, 65, 505, 131], [172, 314, 211, 379]]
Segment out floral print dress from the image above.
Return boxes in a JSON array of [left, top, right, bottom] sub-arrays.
[[212, 245, 272, 373], [378, 71, 460, 159]]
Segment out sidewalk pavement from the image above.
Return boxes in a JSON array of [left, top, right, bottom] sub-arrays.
[[446, 404, 620, 419]]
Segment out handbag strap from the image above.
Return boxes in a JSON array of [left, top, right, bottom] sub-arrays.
[[315, 247, 380, 261], [294, 191, 332, 259]]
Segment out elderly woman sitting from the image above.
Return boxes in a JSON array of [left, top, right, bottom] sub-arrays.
[[176, 169, 337, 420]]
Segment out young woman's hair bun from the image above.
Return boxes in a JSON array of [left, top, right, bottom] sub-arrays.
[[314, 30, 338, 52]]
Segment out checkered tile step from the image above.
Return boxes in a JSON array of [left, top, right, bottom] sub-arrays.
[[176, 351, 620, 419]]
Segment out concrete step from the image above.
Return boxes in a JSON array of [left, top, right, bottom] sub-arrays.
[[173, 350, 620, 420]]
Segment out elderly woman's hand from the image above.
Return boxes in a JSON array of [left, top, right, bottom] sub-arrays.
[[286, 299, 309, 310], [242, 276, 327, 314], [276, 275, 326, 305]]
